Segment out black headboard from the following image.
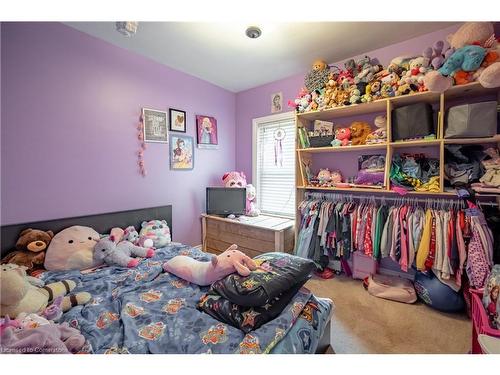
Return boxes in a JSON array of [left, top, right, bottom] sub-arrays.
[[0, 205, 172, 256]]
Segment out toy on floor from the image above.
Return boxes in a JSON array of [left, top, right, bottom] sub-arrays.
[[0, 321, 86, 354], [1, 228, 54, 275], [138, 220, 171, 248], [0, 263, 91, 318], [44, 225, 101, 271], [93, 229, 155, 268], [414, 271, 465, 313], [163, 244, 257, 286]]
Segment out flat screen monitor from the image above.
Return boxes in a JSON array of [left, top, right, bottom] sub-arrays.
[[206, 187, 246, 216]]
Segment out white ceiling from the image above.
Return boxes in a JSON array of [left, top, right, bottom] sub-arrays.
[[65, 22, 457, 93]]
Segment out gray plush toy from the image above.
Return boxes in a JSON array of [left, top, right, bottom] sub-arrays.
[[93, 236, 155, 268]]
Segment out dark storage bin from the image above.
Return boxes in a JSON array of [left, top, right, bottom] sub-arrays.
[[391, 102, 435, 141], [445, 101, 498, 138], [309, 135, 334, 148]]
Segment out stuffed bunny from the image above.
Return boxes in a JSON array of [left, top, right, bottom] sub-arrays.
[[163, 244, 257, 286], [93, 236, 155, 268]]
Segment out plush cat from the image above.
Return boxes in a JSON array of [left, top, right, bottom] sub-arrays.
[[138, 220, 171, 249]]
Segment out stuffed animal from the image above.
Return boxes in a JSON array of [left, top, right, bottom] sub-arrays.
[[222, 171, 247, 188], [349, 121, 372, 145], [448, 22, 495, 50], [396, 82, 419, 96], [424, 45, 487, 92], [317, 168, 332, 186], [423, 40, 455, 70], [0, 263, 91, 318], [138, 220, 171, 249], [424, 22, 500, 92], [347, 86, 362, 105], [93, 234, 155, 268], [365, 115, 387, 145], [245, 184, 260, 217], [0, 320, 86, 354], [401, 56, 430, 89], [304, 59, 330, 92], [288, 88, 312, 113], [329, 170, 343, 184], [163, 244, 257, 286], [475, 44, 500, 88], [44, 226, 101, 271], [1, 229, 54, 275], [123, 226, 154, 248], [331, 127, 351, 146]]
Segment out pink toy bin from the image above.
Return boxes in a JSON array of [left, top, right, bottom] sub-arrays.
[[470, 288, 500, 354], [352, 251, 378, 280]]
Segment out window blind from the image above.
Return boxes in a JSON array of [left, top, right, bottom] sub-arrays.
[[255, 118, 295, 218]]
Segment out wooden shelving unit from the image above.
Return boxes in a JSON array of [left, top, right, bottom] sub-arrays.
[[294, 82, 500, 237]]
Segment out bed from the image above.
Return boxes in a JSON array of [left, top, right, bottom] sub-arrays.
[[1, 205, 333, 354]]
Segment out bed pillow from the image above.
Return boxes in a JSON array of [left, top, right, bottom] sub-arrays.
[[197, 282, 304, 333], [210, 252, 315, 307]]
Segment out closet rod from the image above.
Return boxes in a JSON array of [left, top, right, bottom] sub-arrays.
[[303, 191, 499, 207]]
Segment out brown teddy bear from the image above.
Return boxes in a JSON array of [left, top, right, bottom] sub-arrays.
[[1, 228, 54, 275], [349, 121, 372, 145]]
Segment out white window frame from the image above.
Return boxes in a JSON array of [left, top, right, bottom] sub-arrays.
[[252, 111, 295, 218]]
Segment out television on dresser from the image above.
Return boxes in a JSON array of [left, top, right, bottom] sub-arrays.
[[206, 187, 246, 216]]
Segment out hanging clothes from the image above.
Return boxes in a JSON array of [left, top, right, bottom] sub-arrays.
[[295, 194, 495, 289]]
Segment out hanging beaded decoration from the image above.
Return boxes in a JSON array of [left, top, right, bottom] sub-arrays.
[[273, 127, 286, 167], [137, 114, 147, 177]]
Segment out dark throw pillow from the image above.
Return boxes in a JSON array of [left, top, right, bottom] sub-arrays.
[[197, 282, 304, 333], [210, 252, 315, 307]]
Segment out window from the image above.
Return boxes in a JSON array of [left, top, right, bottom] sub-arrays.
[[253, 112, 295, 218]]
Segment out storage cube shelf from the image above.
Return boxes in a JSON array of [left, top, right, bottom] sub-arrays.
[[295, 82, 500, 200]]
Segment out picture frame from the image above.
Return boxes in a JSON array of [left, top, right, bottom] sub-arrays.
[[142, 108, 169, 143], [169, 108, 187, 133], [169, 134, 194, 170], [195, 115, 218, 149], [271, 92, 283, 113]]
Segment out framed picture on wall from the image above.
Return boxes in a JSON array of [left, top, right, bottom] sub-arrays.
[[170, 134, 194, 170], [142, 108, 169, 143], [271, 92, 283, 113], [196, 115, 218, 149], [169, 108, 187, 133]]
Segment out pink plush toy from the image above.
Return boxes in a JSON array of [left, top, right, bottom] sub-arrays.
[[222, 171, 247, 188], [163, 244, 257, 286]]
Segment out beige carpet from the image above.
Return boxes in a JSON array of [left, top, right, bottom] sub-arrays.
[[305, 275, 471, 354]]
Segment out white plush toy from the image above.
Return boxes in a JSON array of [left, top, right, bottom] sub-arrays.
[[245, 184, 260, 217]]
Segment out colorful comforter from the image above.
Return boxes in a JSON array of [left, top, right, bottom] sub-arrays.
[[41, 245, 332, 354]]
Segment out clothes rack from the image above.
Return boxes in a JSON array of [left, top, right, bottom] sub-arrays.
[[303, 191, 499, 207], [297, 190, 496, 289]]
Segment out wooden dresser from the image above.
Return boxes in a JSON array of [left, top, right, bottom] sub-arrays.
[[201, 214, 295, 257]]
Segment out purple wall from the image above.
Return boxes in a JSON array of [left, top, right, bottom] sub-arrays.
[[235, 24, 468, 181], [1, 22, 236, 246]]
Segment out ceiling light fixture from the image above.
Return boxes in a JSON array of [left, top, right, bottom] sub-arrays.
[[116, 22, 138, 37], [245, 26, 262, 39]]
